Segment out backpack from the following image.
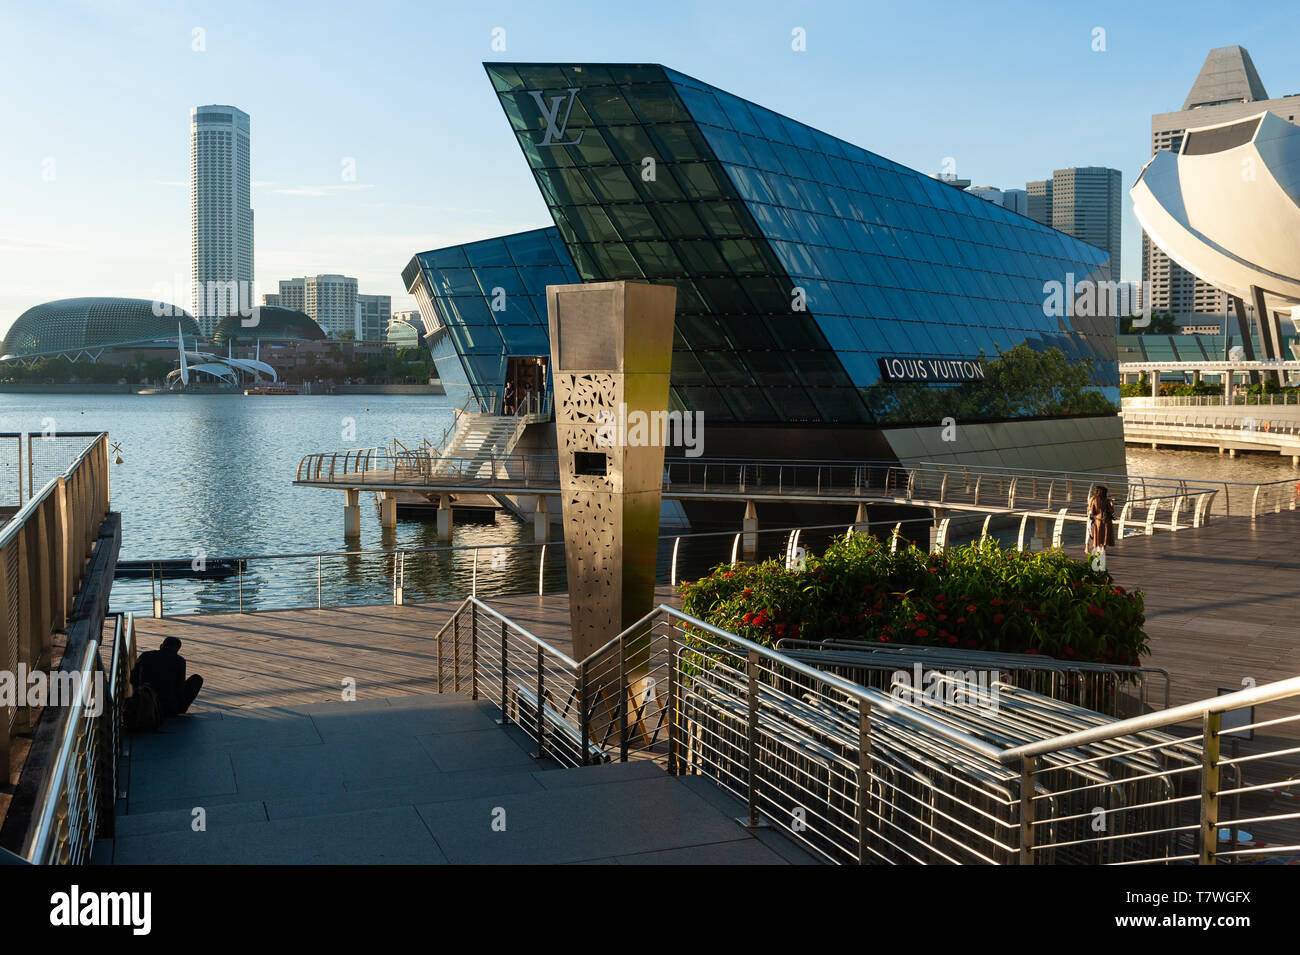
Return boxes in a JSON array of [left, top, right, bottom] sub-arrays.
[[125, 684, 162, 733]]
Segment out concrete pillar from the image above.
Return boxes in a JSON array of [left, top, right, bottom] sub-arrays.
[[344, 488, 361, 538], [853, 501, 869, 536], [1224, 373, 1232, 401], [1151, 442, 1158, 450], [1151, 370, 1160, 399], [1229, 448, 1237, 458], [1193, 370, 1202, 386], [436, 493, 453, 540], [742, 500, 758, 560], [380, 490, 397, 529], [1292, 456, 1298, 468], [1032, 516, 1049, 551], [533, 496, 549, 542]]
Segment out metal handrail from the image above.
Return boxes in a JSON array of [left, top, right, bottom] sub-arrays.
[[1001, 674, 1300, 762], [435, 594, 1300, 864], [22, 612, 134, 864]]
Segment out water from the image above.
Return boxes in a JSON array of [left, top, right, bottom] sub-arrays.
[[5, 392, 1294, 614], [0, 392, 739, 614]]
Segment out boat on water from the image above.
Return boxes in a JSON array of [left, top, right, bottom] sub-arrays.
[[115, 558, 245, 579], [244, 384, 300, 396]]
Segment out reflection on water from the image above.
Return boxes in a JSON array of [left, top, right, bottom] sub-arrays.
[[1126, 446, 1299, 486]]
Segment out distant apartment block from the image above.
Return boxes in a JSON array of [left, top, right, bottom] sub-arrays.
[[967, 186, 1027, 216], [275, 275, 358, 337], [1025, 167, 1122, 276], [355, 293, 392, 342], [190, 105, 254, 336], [1145, 46, 1300, 318]]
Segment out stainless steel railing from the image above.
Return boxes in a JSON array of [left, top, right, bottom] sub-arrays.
[[119, 509, 1099, 618], [1, 432, 112, 777], [429, 597, 1300, 865], [20, 612, 135, 865]]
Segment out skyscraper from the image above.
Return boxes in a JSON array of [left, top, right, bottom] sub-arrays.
[[1146, 46, 1300, 317], [1025, 168, 1121, 275], [190, 105, 254, 337], [355, 293, 392, 341], [275, 275, 358, 337]]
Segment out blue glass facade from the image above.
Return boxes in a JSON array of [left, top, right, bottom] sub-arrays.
[[405, 228, 579, 406], [480, 63, 1118, 427]]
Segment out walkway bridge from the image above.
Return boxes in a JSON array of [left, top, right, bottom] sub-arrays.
[[297, 450, 1249, 541], [1122, 400, 1300, 463]]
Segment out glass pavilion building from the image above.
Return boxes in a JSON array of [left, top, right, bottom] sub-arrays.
[[406, 63, 1123, 476]]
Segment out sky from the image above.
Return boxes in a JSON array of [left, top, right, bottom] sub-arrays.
[[2, 0, 1297, 336]]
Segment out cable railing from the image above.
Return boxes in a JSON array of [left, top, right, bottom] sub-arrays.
[[116, 516, 950, 617], [116, 503, 1142, 618], [429, 597, 1300, 865], [774, 637, 1171, 720], [293, 451, 1221, 521], [1123, 394, 1300, 408]]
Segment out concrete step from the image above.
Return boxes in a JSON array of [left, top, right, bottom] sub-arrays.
[[111, 692, 818, 865]]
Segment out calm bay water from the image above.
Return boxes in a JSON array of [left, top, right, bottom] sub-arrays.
[[3, 392, 1295, 615]]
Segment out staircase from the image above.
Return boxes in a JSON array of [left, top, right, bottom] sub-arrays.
[[429, 410, 536, 481], [105, 694, 814, 864]]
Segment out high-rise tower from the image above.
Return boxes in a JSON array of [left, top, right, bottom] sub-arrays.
[[190, 105, 254, 336]]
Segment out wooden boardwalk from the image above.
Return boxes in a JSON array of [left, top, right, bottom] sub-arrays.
[[132, 586, 679, 710], [129, 514, 1300, 714], [1106, 510, 1300, 708]]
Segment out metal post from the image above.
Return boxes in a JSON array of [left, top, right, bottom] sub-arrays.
[[1200, 711, 1221, 865], [666, 623, 678, 775], [238, 560, 243, 614], [316, 555, 322, 609], [472, 549, 478, 596], [453, 615, 461, 692], [742, 650, 762, 828], [618, 634, 629, 762], [857, 700, 871, 864], [498, 621, 509, 723], [537, 544, 546, 596], [437, 616, 445, 692], [670, 536, 681, 586], [579, 660, 590, 766], [1019, 755, 1036, 865], [470, 607, 478, 701], [534, 646, 546, 759]]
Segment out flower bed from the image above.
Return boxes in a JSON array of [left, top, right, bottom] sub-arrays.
[[678, 533, 1147, 666]]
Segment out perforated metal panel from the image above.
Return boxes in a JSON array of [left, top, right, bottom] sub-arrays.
[[4, 537, 18, 731]]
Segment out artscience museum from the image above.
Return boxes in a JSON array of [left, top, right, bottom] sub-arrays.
[[1132, 110, 1300, 372]]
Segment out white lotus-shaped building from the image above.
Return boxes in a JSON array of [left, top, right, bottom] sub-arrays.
[[1132, 110, 1300, 363]]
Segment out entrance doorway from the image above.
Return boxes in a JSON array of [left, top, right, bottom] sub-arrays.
[[504, 356, 548, 415]]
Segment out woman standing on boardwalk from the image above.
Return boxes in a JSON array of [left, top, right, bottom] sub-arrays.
[[1086, 485, 1116, 563]]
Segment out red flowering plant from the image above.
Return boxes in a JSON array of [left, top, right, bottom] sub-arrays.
[[678, 533, 1147, 666]]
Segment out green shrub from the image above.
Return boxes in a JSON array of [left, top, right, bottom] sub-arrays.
[[678, 534, 1147, 666]]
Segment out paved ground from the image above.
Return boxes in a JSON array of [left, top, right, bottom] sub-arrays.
[[104, 693, 815, 865], [115, 511, 1300, 864]]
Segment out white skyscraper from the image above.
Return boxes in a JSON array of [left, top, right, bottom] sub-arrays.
[[190, 105, 254, 336], [275, 274, 358, 337]]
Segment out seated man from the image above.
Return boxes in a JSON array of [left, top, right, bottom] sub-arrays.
[[131, 636, 203, 717]]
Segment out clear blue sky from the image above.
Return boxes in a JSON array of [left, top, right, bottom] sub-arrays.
[[2, 0, 1295, 335]]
